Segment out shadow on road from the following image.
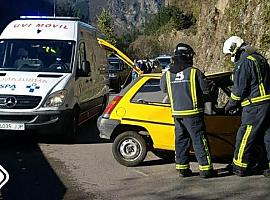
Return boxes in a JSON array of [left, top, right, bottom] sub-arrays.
[[0, 115, 237, 200], [139, 158, 174, 167], [0, 133, 67, 200], [30, 118, 111, 145], [139, 153, 234, 178], [0, 117, 108, 200]]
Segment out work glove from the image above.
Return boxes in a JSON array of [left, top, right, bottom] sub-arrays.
[[225, 99, 239, 115]]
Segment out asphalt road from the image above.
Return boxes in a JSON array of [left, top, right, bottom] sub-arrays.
[[0, 94, 269, 200]]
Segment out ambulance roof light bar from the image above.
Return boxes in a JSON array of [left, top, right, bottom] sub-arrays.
[[20, 16, 80, 21]]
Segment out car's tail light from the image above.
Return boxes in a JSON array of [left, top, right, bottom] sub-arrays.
[[103, 95, 122, 118]]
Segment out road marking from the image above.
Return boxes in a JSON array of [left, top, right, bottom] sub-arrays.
[[134, 170, 149, 177], [0, 165, 9, 189]]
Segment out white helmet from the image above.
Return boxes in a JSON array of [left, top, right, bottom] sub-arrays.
[[223, 36, 244, 62]]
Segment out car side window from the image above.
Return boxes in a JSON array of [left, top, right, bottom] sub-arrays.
[[131, 79, 169, 104], [216, 88, 230, 108]]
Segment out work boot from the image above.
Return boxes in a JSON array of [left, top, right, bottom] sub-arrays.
[[263, 169, 270, 178], [199, 169, 217, 178], [179, 169, 193, 177], [233, 167, 246, 177], [233, 165, 261, 177]]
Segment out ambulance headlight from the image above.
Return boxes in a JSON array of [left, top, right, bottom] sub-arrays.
[[44, 90, 67, 107]]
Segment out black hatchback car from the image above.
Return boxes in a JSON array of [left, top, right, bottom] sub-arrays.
[[108, 56, 131, 92]]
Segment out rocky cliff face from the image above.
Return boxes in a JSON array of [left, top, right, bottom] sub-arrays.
[[195, 0, 270, 72], [164, 0, 270, 72], [57, 0, 163, 34], [80, 0, 164, 34], [63, 0, 269, 73], [108, 0, 164, 34]]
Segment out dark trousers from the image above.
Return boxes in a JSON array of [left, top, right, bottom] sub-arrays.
[[233, 103, 270, 170], [174, 116, 213, 171]]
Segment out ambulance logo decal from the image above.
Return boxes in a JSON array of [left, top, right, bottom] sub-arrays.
[[0, 84, 16, 90], [26, 83, 40, 92]]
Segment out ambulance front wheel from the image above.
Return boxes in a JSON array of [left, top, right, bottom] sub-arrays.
[[66, 107, 79, 142]]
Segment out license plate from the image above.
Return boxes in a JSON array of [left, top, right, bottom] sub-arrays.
[[0, 122, 25, 130]]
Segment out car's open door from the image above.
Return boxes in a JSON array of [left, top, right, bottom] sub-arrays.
[[97, 38, 142, 75], [204, 71, 240, 158]]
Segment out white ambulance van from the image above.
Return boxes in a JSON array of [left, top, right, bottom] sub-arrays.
[[0, 16, 109, 139]]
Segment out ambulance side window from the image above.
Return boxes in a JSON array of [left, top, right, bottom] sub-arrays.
[[77, 41, 90, 77], [131, 79, 169, 104], [79, 42, 86, 66], [0, 41, 4, 66]]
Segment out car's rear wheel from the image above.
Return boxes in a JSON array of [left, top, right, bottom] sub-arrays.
[[112, 131, 147, 167]]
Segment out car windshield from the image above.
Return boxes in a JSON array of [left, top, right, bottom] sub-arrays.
[[108, 60, 121, 71], [157, 58, 171, 68], [0, 39, 74, 73]]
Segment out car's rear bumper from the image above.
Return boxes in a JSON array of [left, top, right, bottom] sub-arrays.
[[97, 116, 120, 139]]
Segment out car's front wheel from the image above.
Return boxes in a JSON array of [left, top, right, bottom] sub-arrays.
[[65, 107, 79, 142], [112, 131, 147, 167]]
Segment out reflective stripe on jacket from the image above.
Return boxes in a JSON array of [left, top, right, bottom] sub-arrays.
[[160, 67, 207, 117], [230, 51, 270, 107]]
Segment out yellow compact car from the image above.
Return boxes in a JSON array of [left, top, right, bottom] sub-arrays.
[[97, 71, 246, 167]]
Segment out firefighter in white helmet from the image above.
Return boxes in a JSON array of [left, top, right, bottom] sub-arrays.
[[223, 36, 270, 177]]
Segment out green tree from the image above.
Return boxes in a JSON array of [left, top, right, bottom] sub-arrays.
[[97, 9, 116, 45], [129, 35, 161, 59], [56, 0, 88, 23], [144, 5, 196, 35], [116, 27, 140, 55], [56, 0, 75, 16]]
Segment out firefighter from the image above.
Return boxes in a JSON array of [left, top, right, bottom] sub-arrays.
[[160, 43, 215, 178], [223, 36, 270, 177]]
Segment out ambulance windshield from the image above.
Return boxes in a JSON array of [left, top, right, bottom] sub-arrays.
[[0, 39, 74, 73]]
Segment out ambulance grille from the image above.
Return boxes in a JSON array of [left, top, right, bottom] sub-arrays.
[[0, 95, 42, 109]]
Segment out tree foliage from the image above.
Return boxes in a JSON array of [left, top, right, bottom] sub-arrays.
[[143, 5, 196, 35], [56, 0, 88, 23], [126, 5, 197, 58], [56, 0, 75, 16], [129, 35, 161, 59], [116, 30, 140, 56], [97, 9, 116, 45]]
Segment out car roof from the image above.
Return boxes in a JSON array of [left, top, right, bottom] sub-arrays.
[[140, 71, 232, 78], [108, 56, 120, 60], [120, 70, 232, 98]]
